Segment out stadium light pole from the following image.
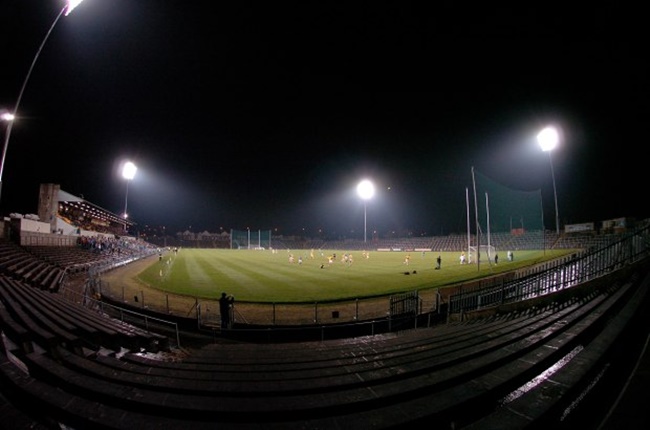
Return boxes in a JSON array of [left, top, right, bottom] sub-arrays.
[[537, 126, 560, 235], [122, 161, 137, 232], [356, 179, 375, 243], [0, 0, 85, 207]]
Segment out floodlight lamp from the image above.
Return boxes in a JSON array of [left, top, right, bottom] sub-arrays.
[[537, 126, 559, 152], [122, 161, 137, 180], [65, 0, 85, 16], [357, 179, 375, 201], [1, 112, 15, 122]]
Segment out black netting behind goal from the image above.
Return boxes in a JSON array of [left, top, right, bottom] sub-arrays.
[[473, 169, 544, 234]]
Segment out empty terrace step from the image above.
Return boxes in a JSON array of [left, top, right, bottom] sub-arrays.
[[0, 255, 32, 274], [13, 259, 42, 278], [0, 301, 34, 355], [124, 293, 601, 382], [24, 263, 53, 287], [40, 268, 64, 292], [0, 284, 61, 356], [1, 275, 169, 353], [462, 272, 650, 429], [0, 278, 84, 356], [2, 276, 103, 350], [9, 282, 625, 426], [9, 281, 625, 429], [0, 348, 199, 430]]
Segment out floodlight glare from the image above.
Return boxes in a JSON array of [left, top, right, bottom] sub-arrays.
[[1, 112, 15, 122], [65, 0, 85, 16], [357, 179, 375, 200], [537, 126, 560, 235], [357, 179, 375, 242], [122, 161, 137, 230], [537, 126, 559, 152], [122, 161, 137, 180]]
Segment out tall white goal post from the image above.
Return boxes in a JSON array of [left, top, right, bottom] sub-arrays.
[[230, 229, 271, 250]]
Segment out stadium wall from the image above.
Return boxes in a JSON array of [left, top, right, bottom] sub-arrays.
[[37, 183, 59, 234]]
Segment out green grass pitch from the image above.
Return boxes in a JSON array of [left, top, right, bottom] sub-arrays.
[[136, 248, 576, 304]]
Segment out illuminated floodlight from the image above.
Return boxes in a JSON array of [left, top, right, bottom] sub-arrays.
[[1, 112, 15, 122], [357, 179, 375, 242], [537, 126, 560, 235], [65, 0, 85, 16], [122, 161, 137, 181], [537, 126, 559, 152], [122, 161, 137, 229], [357, 179, 375, 201]]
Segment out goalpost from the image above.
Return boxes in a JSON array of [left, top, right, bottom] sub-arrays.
[[230, 229, 271, 250], [467, 166, 544, 267], [468, 245, 497, 262]]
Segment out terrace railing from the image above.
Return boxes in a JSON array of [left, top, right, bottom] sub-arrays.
[[448, 223, 650, 316]]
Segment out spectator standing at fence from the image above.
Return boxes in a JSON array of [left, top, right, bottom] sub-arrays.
[[219, 292, 235, 329]]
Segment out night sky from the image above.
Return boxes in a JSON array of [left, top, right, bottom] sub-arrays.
[[1, 1, 646, 237]]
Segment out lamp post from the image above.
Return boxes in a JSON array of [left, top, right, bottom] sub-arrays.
[[356, 179, 375, 243], [0, 0, 85, 206], [122, 161, 137, 232], [537, 126, 560, 235]]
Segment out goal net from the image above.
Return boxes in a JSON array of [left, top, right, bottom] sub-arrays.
[[469, 245, 497, 262], [473, 169, 544, 234]]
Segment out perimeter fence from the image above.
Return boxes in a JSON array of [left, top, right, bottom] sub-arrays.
[[94, 279, 443, 328]]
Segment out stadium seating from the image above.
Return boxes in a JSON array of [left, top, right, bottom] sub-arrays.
[[1, 231, 649, 428], [0, 273, 169, 353], [1, 257, 648, 428]]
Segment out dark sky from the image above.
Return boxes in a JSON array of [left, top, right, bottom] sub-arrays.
[[1, 1, 646, 237]]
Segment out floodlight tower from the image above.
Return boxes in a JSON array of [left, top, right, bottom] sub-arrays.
[[0, 0, 85, 206], [356, 179, 375, 243], [537, 126, 560, 235], [122, 161, 137, 231]]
